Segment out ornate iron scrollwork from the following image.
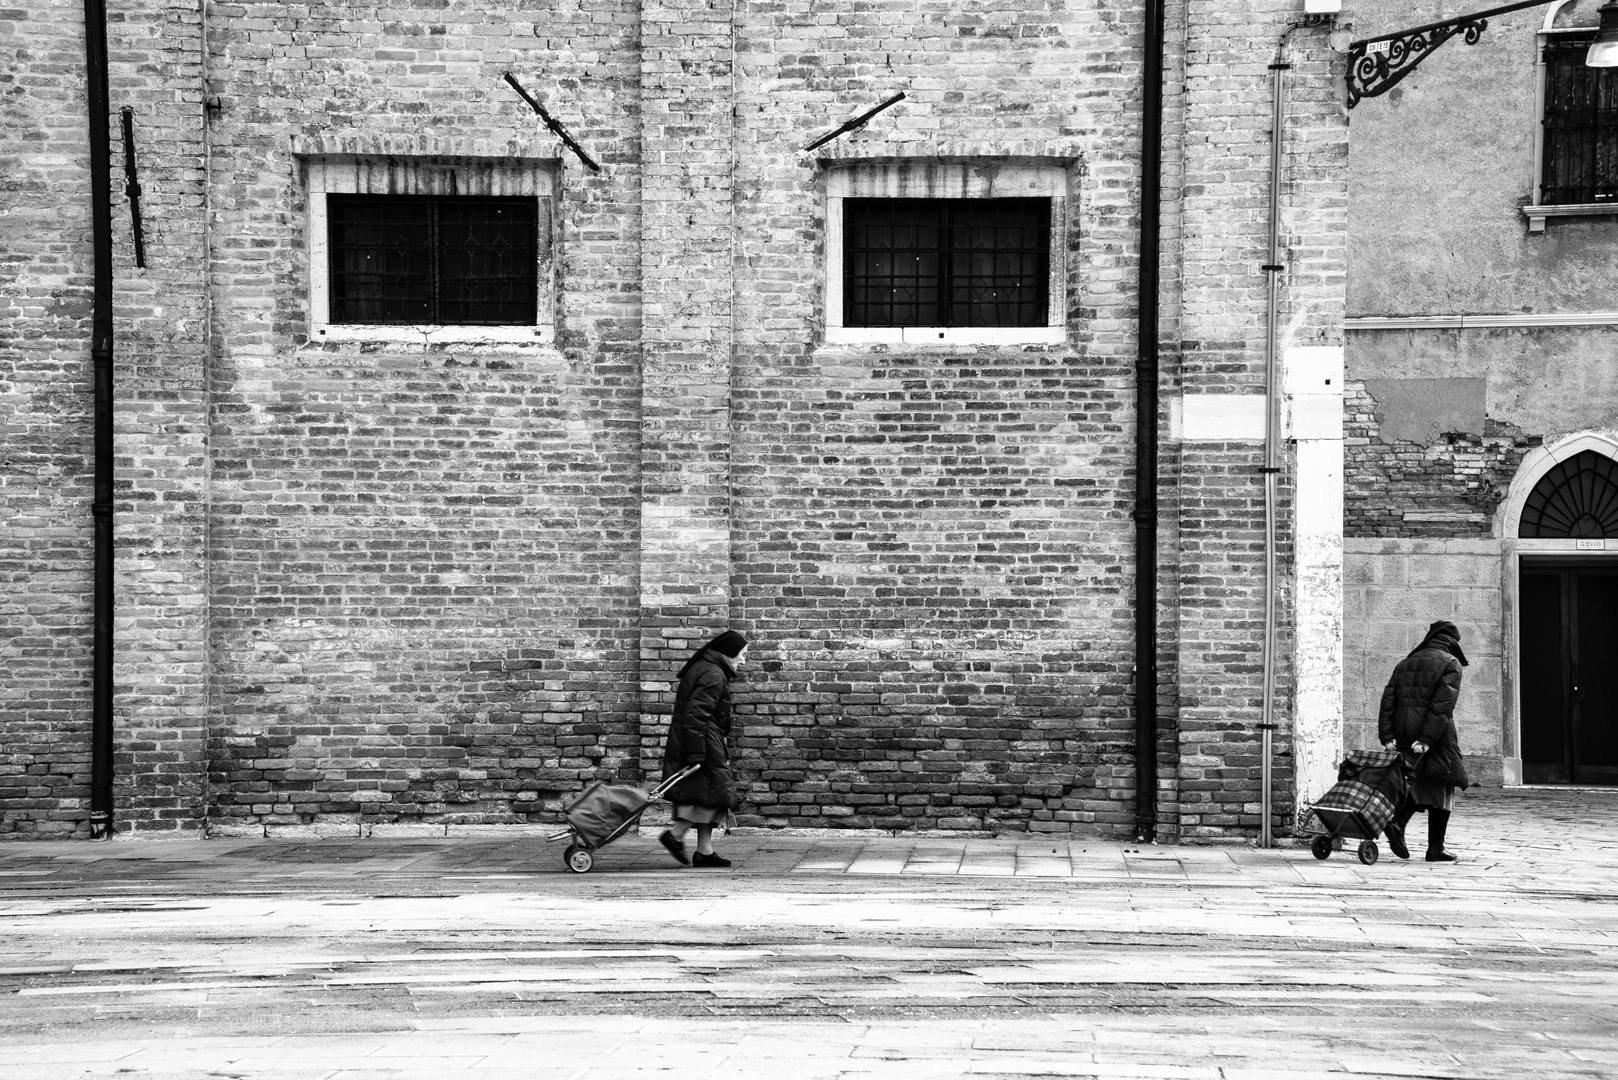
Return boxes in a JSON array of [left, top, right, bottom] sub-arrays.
[[1347, 18, 1489, 108], [1345, 0, 1568, 109]]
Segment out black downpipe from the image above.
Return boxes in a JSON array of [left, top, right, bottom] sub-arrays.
[[84, 0, 115, 838], [1133, 0, 1166, 843]]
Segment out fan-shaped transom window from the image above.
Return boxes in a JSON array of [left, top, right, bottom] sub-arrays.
[[1520, 450, 1618, 538]]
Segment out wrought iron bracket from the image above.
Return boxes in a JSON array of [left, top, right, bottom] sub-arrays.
[[1347, 0, 1560, 108]]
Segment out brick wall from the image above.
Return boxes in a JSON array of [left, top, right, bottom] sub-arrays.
[[635, 0, 736, 780], [1171, 5, 1347, 838], [1, 0, 99, 836], [1345, 383, 1539, 539], [2, 0, 1353, 839], [0, 0, 211, 837], [725, 0, 1154, 834], [201, 1, 645, 832]]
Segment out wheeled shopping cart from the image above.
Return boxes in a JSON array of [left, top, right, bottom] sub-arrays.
[[545, 764, 700, 874], [1305, 748, 1418, 865]]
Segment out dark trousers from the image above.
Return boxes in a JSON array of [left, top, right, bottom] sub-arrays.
[[1391, 798, 1450, 854]]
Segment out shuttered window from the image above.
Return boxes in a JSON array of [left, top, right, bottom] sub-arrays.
[[1541, 34, 1618, 205]]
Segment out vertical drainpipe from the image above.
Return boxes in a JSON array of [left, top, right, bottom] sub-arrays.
[[1133, 0, 1167, 844], [84, 0, 115, 839], [1258, 25, 1301, 850]]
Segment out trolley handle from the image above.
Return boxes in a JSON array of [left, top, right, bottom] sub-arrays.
[[649, 763, 701, 801]]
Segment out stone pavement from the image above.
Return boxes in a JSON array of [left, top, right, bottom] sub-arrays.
[[1, 788, 1615, 1080]]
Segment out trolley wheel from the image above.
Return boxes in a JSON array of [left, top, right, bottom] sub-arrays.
[[564, 845, 595, 874], [1357, 840, 1379, 866], [1311, 834, 1332, 860]]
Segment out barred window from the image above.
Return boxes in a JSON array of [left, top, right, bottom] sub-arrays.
[[1541, 34, 1618, 206], [327, 195, 538, 326], [843, 198, 1050, 328]]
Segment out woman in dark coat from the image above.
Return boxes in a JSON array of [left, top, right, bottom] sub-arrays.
[[658, 630, 746, 868], [1379, 619, 1471, 863]]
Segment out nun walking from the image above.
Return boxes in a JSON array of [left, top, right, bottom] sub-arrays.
[[659, 630, 747, 868]]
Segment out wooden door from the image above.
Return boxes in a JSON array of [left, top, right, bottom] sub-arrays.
[[1521, 565, 1618, 785]]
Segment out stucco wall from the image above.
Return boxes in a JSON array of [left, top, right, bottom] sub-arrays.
[[1346, 0, 1618, 318], [1344, 540, 1504, 785]]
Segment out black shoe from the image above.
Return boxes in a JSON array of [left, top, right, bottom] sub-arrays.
[[659, 830, 690, 866], [1425, 850, 1458, 863], [1385, 823, 1410, 860], [692, 851, 732, 868]]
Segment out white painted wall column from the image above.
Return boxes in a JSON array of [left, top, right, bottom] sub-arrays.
[[1287, 345, 1345, 816]]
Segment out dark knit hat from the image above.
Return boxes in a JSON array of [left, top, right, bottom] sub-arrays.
[[677, 630, 749, 679], [706, 630, 748, 658]]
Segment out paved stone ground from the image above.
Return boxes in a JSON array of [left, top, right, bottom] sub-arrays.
[[1, 788, 1615, 1080]]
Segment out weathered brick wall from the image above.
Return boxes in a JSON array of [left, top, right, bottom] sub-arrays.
[[724, 0, 1154, 835], [1, 0, 210, 836], [108, 0, 212, 833], [1171, 5, 1347, 838], [1345, 379, 1539, 538], [4, 0, 1355, 838], [635, 0, 736, 780], [1, 1, 99, 837], [201, 2, 644, 832]]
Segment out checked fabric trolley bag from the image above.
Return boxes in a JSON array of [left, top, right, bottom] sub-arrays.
[[546, 764, 699, 874], [1305, 748, 1418, 866]]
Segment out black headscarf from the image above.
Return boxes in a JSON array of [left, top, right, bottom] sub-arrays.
[[677, 630, 748, 678], [1410, 619, 1469, 667]]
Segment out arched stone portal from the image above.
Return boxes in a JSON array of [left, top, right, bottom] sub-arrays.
[[1501, 436, 1618, 785]]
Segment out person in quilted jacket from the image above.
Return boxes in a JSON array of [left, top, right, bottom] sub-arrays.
[[1378, 620, 1471, 863], [658, 630, 747, 868]]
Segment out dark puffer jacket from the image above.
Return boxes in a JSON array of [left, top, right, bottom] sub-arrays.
[[661, 649, 737, 809], [1377, 629, 1470, 790]]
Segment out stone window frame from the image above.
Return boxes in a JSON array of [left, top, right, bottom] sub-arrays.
[[304, 156, 557, 345], [1522, 2, 1618, 233], [823, 162, 1068, 347]]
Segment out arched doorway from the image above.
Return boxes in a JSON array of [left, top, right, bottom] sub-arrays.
[[1517, 449, 1618, 784]]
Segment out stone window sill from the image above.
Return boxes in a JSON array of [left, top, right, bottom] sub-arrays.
[[308, 324, 553, 346], [1521, 201, 1618, 233], [824, 326, 1065, 347]]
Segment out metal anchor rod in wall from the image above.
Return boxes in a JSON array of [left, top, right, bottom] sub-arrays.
[[503, 73, 601, 172], [800, 92, 906, 154], [120, 106, 146, 268]]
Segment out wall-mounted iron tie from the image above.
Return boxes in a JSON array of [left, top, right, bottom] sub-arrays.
[[504, 72, 601, 172], [800, 92, 906, 154], [120, 107, 145, 268]]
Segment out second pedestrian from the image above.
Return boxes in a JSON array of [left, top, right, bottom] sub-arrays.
[[1378, 619, 1471, 863], [658, 630, 747, 868]]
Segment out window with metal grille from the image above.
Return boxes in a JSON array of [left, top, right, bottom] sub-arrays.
[[1541, 34, 1618, 205], [1520, 450, 1618, 538], [328, 195, 538, 325], [843, 198, 1050, 328]]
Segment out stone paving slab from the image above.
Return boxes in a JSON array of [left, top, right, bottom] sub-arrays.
[[1, 789, 1615, 1079]]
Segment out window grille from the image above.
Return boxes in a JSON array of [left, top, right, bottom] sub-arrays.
[[843, 198, 1050, 328], [1520, 450, 1618, 538], [328, 195, 538, 325], [1541, 34, 1618, 206]]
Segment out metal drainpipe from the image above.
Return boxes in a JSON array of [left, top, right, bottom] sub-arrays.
[[83, 0, 115, 839], [1133, 0, 1167, 844], [1258, 24, 1301, 850]]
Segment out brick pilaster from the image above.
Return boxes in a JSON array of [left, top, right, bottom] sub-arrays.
[[637, 1, 736, 772]]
